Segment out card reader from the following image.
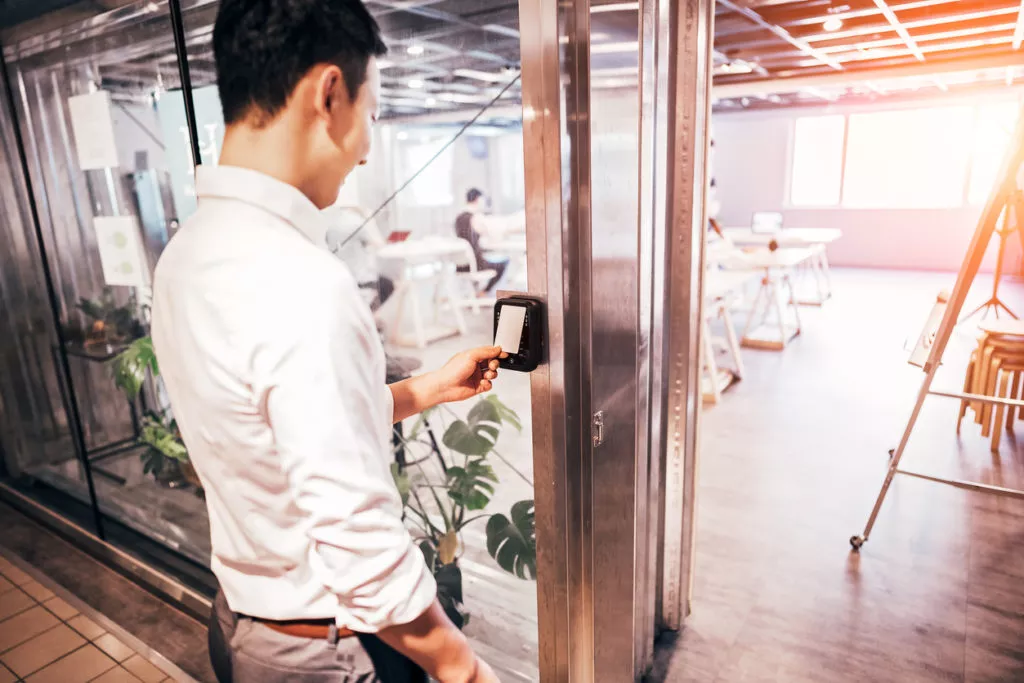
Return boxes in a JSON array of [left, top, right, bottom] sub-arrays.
[[493, 295, 544, 372]]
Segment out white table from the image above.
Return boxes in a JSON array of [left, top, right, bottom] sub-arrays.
[[725, 248, 815, 351], [378, 238, 468, 349], [702, 269, 759, 403], [723, 228, 841, 306]]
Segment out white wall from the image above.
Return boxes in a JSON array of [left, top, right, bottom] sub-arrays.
[[712, 95, 1023, 273]]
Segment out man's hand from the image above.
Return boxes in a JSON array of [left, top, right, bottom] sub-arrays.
[[430, 346, 503, 405], [390, 346, 504, 424]]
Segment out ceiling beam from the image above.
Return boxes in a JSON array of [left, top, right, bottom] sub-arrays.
[[717, 0, 844, 70], [713, 51, 1024, 98], [1014, 0, 1024, 49], [872, 0, 925, 61]]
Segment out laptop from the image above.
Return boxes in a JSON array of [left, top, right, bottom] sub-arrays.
[[751, 211, 783, 234]]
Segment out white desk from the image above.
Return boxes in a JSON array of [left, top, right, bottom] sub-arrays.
[[722, 228, 841, 306], [702, 269, 759, 403], [378, 238, 468, 349], [729, 248, 813, 351]]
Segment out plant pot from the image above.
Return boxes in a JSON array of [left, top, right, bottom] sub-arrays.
[[178, 460, 204, 492], [435, 562, 468, 629]]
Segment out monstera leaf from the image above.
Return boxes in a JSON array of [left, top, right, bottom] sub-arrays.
[[484, 395, 522, 432], [446, 459, 497, 511], [113, 336, 158, 399], [442, 396, 521, 456], [486, 500, 537, 580]]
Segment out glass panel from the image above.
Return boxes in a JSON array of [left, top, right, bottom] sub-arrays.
[[3, 2, 208, 561], [790, 115, 845, 207], [968, 100, 1021, 205], [842, 105, 973, 209], [171, 1, 536, 678], [0, 57, 99, 532]]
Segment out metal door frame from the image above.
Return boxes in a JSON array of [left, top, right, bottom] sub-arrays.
[[519, 0, 714, 679]]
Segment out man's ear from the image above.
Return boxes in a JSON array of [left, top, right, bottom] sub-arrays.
[[315, 66, 348, 119]]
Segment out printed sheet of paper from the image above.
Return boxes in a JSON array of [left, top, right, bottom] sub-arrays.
[[494, 305, 526, 354], [94, 216, 148, 288], [68, 91, 120, 170]]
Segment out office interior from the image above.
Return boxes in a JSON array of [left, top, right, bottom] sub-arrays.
[[1, 0, 1024, 682]]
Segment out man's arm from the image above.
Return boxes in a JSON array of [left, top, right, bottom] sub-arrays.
[[390, 346, 502, 424]]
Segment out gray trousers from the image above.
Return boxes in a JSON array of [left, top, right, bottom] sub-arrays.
[[210, 590, 427, 683]]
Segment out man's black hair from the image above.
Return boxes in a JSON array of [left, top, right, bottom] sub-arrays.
[[213, 0, 388, 126], [466, 188, 484, 203]]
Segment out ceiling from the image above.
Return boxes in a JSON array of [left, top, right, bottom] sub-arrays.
[[3, 0, 1023, 116]]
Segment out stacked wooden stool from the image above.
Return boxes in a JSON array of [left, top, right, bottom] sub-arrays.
[[958, 318, 1024, 451]]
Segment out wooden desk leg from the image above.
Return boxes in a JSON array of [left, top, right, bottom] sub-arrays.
[[440, 269, 468, 335], [1009, 370, 1021, 429], [741, 276, 769, 341], [784, 274, 803, 336], [992, 371, 1011, 451], [702, 317, 721, 404], [721, 304, 744, 379]]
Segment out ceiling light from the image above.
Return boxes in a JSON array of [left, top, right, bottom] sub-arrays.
[[377, 59, 393, 70], [425, 97, 438, 107], [823, 16, 843, 32], [407, 79, 424, 89], [591, 2, 639, 13], [453, 68, 505, 83], [406, 44, 425, 56]]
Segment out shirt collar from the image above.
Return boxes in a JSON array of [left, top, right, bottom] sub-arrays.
[[196, 165, 329, 246]]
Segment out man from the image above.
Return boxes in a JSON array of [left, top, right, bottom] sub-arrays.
[[454, 188, 508, 294], [150, 1, 501, 681]]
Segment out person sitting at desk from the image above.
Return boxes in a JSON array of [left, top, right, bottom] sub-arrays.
[[454, 188, 508, 294]]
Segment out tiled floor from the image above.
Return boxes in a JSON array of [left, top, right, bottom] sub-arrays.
[[0, 554, 183, 683]]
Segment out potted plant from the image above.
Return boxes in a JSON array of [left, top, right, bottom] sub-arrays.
[[112, 336, 201, 490], [391, 395, 537, 628], [64, 287, 146, 349]]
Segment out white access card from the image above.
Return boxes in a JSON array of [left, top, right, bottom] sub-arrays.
[[495, 305, 527, 354]]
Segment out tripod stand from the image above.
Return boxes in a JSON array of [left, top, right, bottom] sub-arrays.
[[958, 205, 1018, 324]]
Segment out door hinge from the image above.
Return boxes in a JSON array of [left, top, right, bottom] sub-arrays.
[[592, 411, 605, 447]]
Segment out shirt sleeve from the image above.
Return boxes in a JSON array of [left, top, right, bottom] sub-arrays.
[[256, 273, 436, 633]]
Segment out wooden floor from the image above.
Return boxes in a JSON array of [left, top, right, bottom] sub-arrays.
[[655, 268, 1024, 683]]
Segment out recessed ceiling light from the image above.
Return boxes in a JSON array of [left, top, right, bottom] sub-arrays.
[[406, 44, 425, 56], [425, 97, 438, 106], [407, 79, 424, 89], [823, 16, 843, 32]]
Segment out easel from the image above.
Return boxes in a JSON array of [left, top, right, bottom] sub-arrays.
[[851, 109, 1024, 552], [958, 208, 1019, 323]]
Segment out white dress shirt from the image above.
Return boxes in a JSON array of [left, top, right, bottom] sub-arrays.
[[151, 165, 436, 633]]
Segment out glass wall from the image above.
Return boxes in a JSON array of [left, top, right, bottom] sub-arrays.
[[2, 0, 538, 679]]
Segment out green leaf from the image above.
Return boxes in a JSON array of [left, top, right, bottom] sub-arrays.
[[485, 395, 522, 432], [446, 460, 497, 511], [140, 414, 188, 462], [442, 420, 490, 457], [390, 463, 411, 506], [486, 499, 537, 580], [113, 336, 158, 399]]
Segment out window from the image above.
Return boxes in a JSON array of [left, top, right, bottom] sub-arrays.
[[402, 137, 454, 206], [841, 106, 973, 209], [968, 102, 1020, 205], [790, 115, 845, 207]]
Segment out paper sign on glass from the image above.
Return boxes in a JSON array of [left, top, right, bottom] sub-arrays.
[[67, 91, 120, 170], [94, 216, 148, 288], [494, 305, 526, 354]]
